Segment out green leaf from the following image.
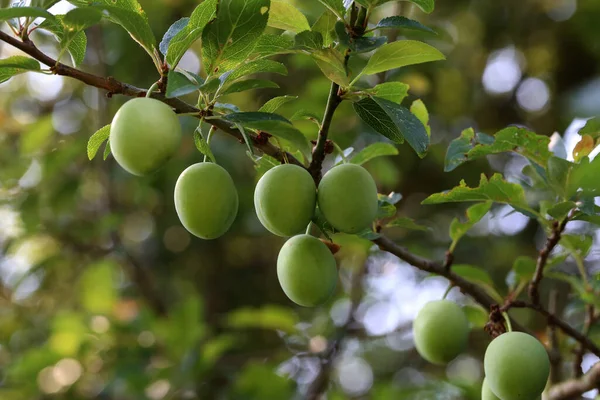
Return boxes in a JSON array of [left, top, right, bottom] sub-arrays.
[[317, 0, 345, 19], [159, 17, 189, 56], [350, 142, 398, 165], [39, 16, 88, 66], [223, 112, 310, 157], [103, 139, 111, 160], [361, 40, 444, 76], [376, 16, 436, 34], [578, 117, 600, 139], [220, 79, 279, 95], [199, 77, 221, 95], [0, 6, 54, 21], [405, 0, 435, 13], [252, 153, 281, 177], [449, 201, 492, 251], [202, 0, 270, 73], [335, 21, 387, 53], [512, 256, 536, 282], [312, 48, 349, 86], [422, 173, 530, 211], [560, 234, 593, 258], [0, 56, 40, 83], [547, 201, 576, 219], [268, 0, 310, 33], [312, 10, 338, 47], [410, 99, 430, 137], [251, 34, 294, 59], [463, 304, 489, 329], [547, 156, 573, 198], [452, 264, 494, 286], [258, 95, 297, 113], [63, 6, 102, 28], [87, 124, 111, 160], [166, 0, 217, 68], [377, 200, 396, 219], [572, 134, 596, 162], [193, 128, 216, 163], [227, 305, 299, 334], [444, 127, 552, 172], [385, 216, 429, 231], [365, 82, 409, 104], [353, 96, 429, 157], [223, 59, 287, 84], [294, 30, 324, 50], [569, 155, 600, 195], [290, 109, 321, 124], [166, 70, 202, 98]]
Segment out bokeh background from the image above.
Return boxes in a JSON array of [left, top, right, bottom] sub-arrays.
[[0, 0, 599, 399]]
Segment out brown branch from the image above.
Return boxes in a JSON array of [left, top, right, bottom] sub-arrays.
[[0, 30, 303, 167], [548, 362, 600, 400], [528, 217, 569, 305]]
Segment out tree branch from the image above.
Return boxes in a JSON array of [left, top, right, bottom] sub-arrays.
[[548, 362, 600, 400]]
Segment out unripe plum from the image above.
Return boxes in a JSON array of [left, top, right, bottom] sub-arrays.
[[317, 164, 378, 234], [174, 163, 238, 240], [482, 378, 501, 400], [110, 98, 182, 176], [254, 164, 316, 237], [412, 300, 469, 365], [484, 331, 550, 400], [277, 234, 337, 307]]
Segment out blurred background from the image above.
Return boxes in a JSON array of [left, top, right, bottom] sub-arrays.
[[1, 0, 599, 399]]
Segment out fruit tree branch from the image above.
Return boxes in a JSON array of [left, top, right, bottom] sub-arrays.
[[547, 362, 600, 400]]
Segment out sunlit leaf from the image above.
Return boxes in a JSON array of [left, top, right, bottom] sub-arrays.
[[364, 82, 409, 104], [312, 48, 349, 86], [220, 79, 279, 95], [258, 95, 297, 113], [385, 216, 429, 231], [0, 56, 40, 83], [312, 10, 338, 47], [361, 40, 444, 76], [410, 99, 430, 137], [449, 201, 492, 251], [87, 124, 111, 160], [0, 6, 54, 21], [267, 0, 310, 33], [350, 142, 398, 165]]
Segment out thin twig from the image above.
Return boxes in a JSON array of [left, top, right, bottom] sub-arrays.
[[573, 304, 595, 378], [548, 362, 600, 400], [548, 290, 562, 384]]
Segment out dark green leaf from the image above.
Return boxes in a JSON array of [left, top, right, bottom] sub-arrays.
[[267, 0, 310, 33], [547, 156, 573, 198], [258, 95, 297, 113], [39, 16, 88, 66], [251, 34, 294, 59], [376, 16, 436, 34], [223, 60, 287, 84], [385, 217, 429, 231], [63, 6, 101, 28], [578, 117, 600, 139], [354, 96, 429, 157], [166, 0, 217, 67], [312, 48, 349, 86], [377, 200, 397, 219], [312, 10, 338, 47], [449, 201, 492, 251], [547, 201, 576, 219], [213, 102, 241, 113], [166, 70, 202, 98], [220, 79, 279, 95], [452, 264, 494, 286], [0, 6, 54, 21], [365, 82, 409, 104], [422, 173, 530, 210], [335, 21, 387, 53], [0, 56, 40, 83], [294, 30, 324, 50], [317, 0, 345, 18], [160, 17, 189, 56], [193, 128, 216, 163], [350, 142, 398, 165], [199, 77, 221, 95], [202, 0, 270, 73], [87, 124, 110, 160], [560, 234, 593, 258], [361, 40, 444, 76]]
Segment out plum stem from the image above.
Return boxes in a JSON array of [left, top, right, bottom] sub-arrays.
[[332, 141, 348, 164], [502, 312, 513, 332], [442, 282, 454, 300], [145, 81, 160, 98]]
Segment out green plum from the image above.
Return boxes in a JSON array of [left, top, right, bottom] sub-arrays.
[[277, 234, 337, 307], [412, 300, 469, 365], [482, 378, 501, 400], [317, 164, 378, 234], [174, 163, 238, 240], [254, 164, 316, 237], [110, 98, 182, 176], [484, 332, 550, 400]]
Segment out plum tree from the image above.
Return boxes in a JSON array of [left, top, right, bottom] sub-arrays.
[[254, 164, 316, 237], [174, 163, 239, 240], [317, 164, 378, 234], [484, 332, 550, 400], [110, 98, 182, 176], [412, 300, 469, 365], [277, 235, 338, 307]]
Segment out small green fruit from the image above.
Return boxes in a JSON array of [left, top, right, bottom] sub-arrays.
[[277, 235, 337, 307], [110, 98, 182, 176], [484, 332, 550, 400], [412, 300, 469, 365], [174, 163, 238, 240], [317, 164, 378, 234], [254, 164, 316, 237]]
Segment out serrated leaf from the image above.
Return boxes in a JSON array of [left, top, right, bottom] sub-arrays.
[[295, 30, 324, 50], [317, 0, 345, 19], [202, 0, 270, 73], [39, 16, 88, 66], [410, 99, 430, 137], [361, 40, 444, 76], [449, 201, 492, 251], [0, 6, 54, 21], [258, 95, 297, 113], [573, 134, 595, 162], [354, 96, 429, 157], [166, 70, 202, 98], [312, 48, 349, 86], [385, 217, 428, 231], [512, 256, 536, 281], [444, 127, 552, 172], [223, 112, 310, 157], [251, 34, 294, 59], [578, 117, 600, 139], [166, 0, 217, 68], [220, 79, 278, 95], [547, 201, 576, 219], [222, 59, 287, 84], [159, 17, 189, 56], [312, 10, 338, 47], [376, 16, 436, 34], [0, 56, 40, 83], [268, 0, 310, 33], [193, 128, 216, 163], [365, 82, 409, 104], [103, 139, 111, 160], [350, 142, 398, 165], [87, 124, 110, 160], [422, 173, 530, 211]]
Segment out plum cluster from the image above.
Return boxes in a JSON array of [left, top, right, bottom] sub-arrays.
[[109, 99, 380, 307], [413, 300, 550, 400]]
